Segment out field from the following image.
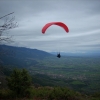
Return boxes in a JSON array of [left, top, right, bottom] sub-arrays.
[[26, 56, 100, 94]]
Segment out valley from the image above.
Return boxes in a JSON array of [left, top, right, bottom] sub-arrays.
[[0, 45, 100, 95]]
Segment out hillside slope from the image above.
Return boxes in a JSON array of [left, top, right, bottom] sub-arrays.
[[0, 45, 54, 68]]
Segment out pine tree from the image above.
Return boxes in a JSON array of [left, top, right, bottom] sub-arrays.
[[6, 68, 32, 97]]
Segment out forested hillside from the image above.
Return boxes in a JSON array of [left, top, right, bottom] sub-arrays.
[[0, 45, 100, 99]]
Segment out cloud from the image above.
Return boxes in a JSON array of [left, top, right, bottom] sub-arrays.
[[0, 0, 100, 53]]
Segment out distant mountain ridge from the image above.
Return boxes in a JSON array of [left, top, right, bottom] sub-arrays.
[[0, 45, 53, 67], [51, 51, 100, 57], [0, 45, 53, 58]]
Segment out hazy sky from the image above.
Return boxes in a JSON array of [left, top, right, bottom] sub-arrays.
[[0, 0, 100, 53]]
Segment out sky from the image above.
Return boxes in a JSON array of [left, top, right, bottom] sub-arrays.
[[0, 0, 100, 54]]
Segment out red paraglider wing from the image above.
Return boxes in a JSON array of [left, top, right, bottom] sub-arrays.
[[42, 22, 69, 34]]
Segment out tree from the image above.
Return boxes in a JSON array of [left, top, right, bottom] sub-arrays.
[[0, 12, 18, 43], [6, 68, 32, 97], [0, 12, 18, 56]]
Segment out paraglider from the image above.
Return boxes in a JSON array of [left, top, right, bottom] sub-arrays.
[[57, 52, 61, 58], [42, 22, 69, 34], [42, 22, 69, 58]]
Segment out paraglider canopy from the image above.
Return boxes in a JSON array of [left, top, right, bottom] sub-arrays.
[[42, 22, 69, 34]]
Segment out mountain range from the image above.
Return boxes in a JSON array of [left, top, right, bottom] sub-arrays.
[[0, 45, 54, 67], [51, 51, 100, 57]]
